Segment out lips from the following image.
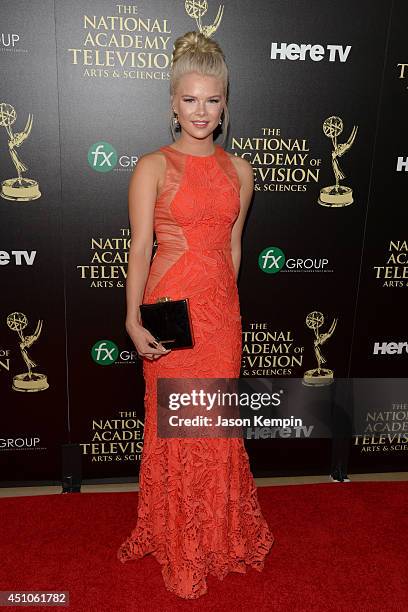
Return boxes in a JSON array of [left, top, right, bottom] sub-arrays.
[[192, 121, 209, 126]]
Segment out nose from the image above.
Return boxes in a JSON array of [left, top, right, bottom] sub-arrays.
[[196, 101, 206, 115]]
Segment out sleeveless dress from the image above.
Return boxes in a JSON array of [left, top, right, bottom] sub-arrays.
[[117, 143, 274, 599]]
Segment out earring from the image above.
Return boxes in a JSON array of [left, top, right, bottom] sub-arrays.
[[172, 109, 179, 128]]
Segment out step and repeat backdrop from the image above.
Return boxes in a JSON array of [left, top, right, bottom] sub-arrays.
[[1, 0, 407, 484]]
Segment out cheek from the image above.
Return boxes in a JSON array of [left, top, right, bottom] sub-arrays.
[[208, 105, 221, 117], [179, 104, 192, 117]]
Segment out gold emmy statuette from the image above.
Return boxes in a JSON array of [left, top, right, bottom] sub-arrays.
[[0, 102, 41, 202], [185, 0, 224, 37], [318, 116, 358, 207], [6, 312, 49, 392], [303, 311, 337, 387]]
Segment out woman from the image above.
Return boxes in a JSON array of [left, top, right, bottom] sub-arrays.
[[117, 30, 274, 599]]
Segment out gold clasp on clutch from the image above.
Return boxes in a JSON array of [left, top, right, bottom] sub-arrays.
[[156, 296, 172, 302]]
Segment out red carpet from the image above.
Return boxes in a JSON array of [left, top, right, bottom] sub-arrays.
[[0, 481, 407, 611]]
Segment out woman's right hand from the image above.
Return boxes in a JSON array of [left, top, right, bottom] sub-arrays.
[[126, 322, 171, 361]]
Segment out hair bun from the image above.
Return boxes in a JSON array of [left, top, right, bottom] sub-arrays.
[[172, 30, 224, 64]]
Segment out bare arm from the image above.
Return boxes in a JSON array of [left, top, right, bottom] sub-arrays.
[[125, 154, 159, 332], [230, 156, 254, 281], [124, 153, 171, 360]]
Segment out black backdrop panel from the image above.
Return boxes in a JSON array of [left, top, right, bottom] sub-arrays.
[[0, 0, 68, 482]]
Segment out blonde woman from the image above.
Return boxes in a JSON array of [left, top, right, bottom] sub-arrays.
[[117, 30, 274, 599]]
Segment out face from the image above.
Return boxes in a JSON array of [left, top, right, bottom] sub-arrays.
[[172, 72, 224, 140]]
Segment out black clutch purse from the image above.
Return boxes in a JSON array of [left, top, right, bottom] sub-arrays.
[[139, 296, 195, 350]]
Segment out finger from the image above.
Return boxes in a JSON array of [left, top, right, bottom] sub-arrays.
[[147, 339, 170, 352], [145, 344, 171, 354], [148, 336, 171, 351]]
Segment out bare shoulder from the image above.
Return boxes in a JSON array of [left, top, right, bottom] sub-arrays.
[[225, 150, 254, 191], [130, 148, 166, 193], [135, 148, 166, 173]]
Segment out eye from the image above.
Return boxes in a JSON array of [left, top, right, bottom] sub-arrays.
[[182, 98, 220, 103]]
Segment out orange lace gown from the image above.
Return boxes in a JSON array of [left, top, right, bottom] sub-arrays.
[[117, 143, 274, 599]]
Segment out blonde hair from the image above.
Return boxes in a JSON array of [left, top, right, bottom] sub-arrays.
[[169, 31, 230, 144]]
